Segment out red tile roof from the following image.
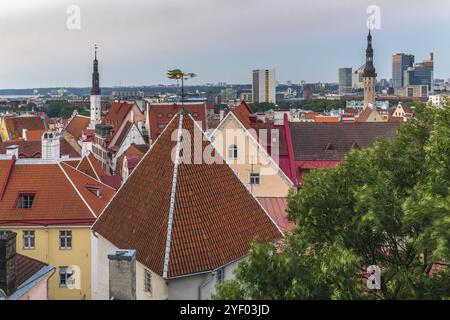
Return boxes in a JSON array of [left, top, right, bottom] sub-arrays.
[[257, 197, 295, 232], [0, 160, 115, 225], [231, 101, 252, 129], [115, 144, 149, 176], [65, 115, 90, 141], [148, 103, 207, 141], [104, 101, 134, 128], [93, 112, 282, 278], [76, 153, 107, 181], [24, 129, 46, 141], [3, 116, 46, 140], [2, 139, 80, 159], [15, 254, 49, 287]]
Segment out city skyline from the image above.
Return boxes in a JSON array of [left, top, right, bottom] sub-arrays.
[[0, 0, 449, 89]]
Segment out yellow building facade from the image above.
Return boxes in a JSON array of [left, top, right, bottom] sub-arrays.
[[0, 226, 92, 300]]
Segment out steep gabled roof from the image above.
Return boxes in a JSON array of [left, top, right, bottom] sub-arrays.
[[231, 101, 252, 129], [76, 153, 106, 181], [93, 112, 282, 279], [65, 115, 90, 141], [104, 101, 135, 128]]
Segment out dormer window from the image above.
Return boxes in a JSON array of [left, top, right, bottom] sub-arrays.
[[17, 193, 35, 209], [86, 185, 101, 197]]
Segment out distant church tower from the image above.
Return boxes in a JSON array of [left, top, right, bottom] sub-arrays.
[[362, 30, 377, 109], [90, 45, 101, 129]]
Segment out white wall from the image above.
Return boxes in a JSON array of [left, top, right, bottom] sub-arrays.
[[91, 234, 168, 300]]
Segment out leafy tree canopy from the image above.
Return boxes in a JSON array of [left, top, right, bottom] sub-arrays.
[[214, 104, 450, 300]]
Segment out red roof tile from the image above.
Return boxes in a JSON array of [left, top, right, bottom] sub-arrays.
[[2, 139, 80, 158], [93, 112, 282, 278], [148, 103, 207, 141], [0, 160, 115, 225], [65, 115, 90, 141], [3, 116, 46, 140], [257, 197, 295, 232]]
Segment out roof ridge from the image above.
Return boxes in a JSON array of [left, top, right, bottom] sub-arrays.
[[57, 163, 97, 219], [162, 112, 184, 279]]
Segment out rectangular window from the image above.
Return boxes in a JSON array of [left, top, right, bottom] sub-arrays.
[[228, 145, 238, 160], [144, 269, 152, 295], [59, 230, 72, 250], [249, 172, 260, 185], [23, 230, 35, 249], [59, 266, 74, 288], [216, 268, 224, 283], [17, 194, 35, 209]]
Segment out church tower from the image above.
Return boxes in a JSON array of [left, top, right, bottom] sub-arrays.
[[362, 30, 377, 109], [90, 45, 101, 129]]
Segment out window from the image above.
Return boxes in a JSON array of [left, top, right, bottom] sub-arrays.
[[144, 269, 152, 295], [59, 267, 74, 288], [23, 231, 35, 249], [86, 185, 101, 197], [249, 172, 260, 185], [215, 268, 224, 283], [59, 231, 72, 250], [228, 144, 238, 160], [17, 193, 35, 209]]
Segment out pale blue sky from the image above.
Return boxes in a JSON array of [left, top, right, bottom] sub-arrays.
[[0, 0, 448, 88]]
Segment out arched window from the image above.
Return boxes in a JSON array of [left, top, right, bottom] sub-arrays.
[[228, 144, 238, 160]]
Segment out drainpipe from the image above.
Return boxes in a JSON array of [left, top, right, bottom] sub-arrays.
[[198, 273, 215, 300]]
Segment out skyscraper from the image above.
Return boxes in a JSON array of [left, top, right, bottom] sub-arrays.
[[404, 53, 434, 92], [392, 53, 414, 89], [338, 68, 352, 95], [90, 45, 101, 129], [252, 69, 276, 103], [362, 30, 377, 109]]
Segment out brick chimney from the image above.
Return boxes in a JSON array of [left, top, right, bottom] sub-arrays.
[[108, 249, 136, 300], [0, 231, 17, 297]]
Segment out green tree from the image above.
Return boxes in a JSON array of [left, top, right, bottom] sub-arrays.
[[215, 104, 450, 300]]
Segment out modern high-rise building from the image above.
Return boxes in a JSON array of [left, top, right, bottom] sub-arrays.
[[392, 53, 414, 89], [404, 53, 434, 92], [338, 68, 352, 95], [252, 69, 276, 103]]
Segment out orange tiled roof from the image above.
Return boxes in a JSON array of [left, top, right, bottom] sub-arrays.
[[231, 101, 252, 129], [0, 160, 115, 225], [4, 116, 46, 140], [76, 153, 107, 180], [2, 139, 80, 158], [148, 103, 207, 141], [104, 101, 135, 128], [314, 116, 340, 123], [115, 144, 149, 176], [65, 115, 90, 141], [25, 129, 46, 141], [93, 112, 282, 278]]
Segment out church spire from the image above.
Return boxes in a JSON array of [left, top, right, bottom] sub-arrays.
[[91, 44, 101, 95], [362, 29, 376, 78]]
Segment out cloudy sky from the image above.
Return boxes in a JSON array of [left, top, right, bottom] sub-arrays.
[[0, 0, 448, 88]]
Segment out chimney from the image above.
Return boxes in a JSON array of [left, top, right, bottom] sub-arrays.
[[130, 110, 135, 123], [41, 131, 60, 161], [219, 109, 225, 121], [108, 249, 136, 300], [5, 145, 19, 158], [22, 128, 28, 141], [0, 231, 17, 297], [429, 52, 434, 62]]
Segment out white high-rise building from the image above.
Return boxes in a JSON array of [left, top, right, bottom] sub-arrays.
[[252, 69, 276, 103]]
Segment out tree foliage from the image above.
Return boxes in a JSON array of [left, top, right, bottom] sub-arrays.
[[215, 104, 450, 300]]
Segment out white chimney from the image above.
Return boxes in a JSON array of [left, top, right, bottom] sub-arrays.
[[130, 110, 135, 123], [41, 131, 60, 160], [220, 110, 225, 121], [5, 145, 19, 158], [22, 128, 28, 141]]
